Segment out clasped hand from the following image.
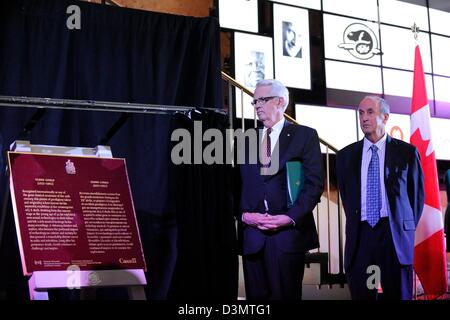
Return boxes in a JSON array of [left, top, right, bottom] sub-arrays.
[[242, 212, 293, 231]]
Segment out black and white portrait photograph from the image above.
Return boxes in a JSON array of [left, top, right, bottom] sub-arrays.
[[282, 20, 302, 58], [244, 51, 266, 88], [274, 4, 311, 89], [234, 32, 273, 118]]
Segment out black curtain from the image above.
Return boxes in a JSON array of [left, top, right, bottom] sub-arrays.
[[168, 111, 238, 301], [0, 0, 221, 107], [0, 0, 237, 300]]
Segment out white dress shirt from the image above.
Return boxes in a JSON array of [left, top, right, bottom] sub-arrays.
[[261, 117, 285, 154]]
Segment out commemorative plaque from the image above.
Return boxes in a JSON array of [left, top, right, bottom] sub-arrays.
[[7, 152, 146, 276]]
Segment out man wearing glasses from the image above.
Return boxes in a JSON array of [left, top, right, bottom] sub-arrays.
[[238, 79, 324, 300]]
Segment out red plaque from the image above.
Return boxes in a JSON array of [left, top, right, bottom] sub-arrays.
[[7, 152, 147, 275]]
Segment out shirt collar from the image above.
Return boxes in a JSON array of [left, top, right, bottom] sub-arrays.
[[264, 117, 285, 135], [363, 133, 387, 152]]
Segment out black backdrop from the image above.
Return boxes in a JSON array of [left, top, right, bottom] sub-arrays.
[[0, 0, 237, 300]]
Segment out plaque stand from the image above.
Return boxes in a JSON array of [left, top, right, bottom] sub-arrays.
[[28, 269, 146, 300], [9, 141, 147, 300]]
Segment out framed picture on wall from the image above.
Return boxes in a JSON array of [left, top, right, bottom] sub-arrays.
[[273, 3, 311, 90], [268, 0, 321, 10], [218, 0, 258, 33], [234, 32, 274, 119]]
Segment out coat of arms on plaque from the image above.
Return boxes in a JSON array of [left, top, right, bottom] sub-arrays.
[[65, 159, 76, 175]]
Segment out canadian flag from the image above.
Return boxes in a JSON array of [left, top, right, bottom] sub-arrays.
[[410, 44, 447, 297]]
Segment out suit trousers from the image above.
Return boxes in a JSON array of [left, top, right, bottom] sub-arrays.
[[346, 218, 413, 300], [242, 235, 305, 300]]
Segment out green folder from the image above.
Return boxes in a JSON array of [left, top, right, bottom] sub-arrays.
[[286, 161, 304, 208]]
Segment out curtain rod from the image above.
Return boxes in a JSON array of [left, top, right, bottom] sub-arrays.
[[0, 95, 226, 115]]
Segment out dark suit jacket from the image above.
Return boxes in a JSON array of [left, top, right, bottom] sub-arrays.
[[336, 135, 424, 271], [239, 121, 324, 255]]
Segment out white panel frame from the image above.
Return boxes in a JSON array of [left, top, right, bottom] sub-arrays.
[[269, 0, 321, 10], [380, 25, 432, 73], [325, 60, 382, 93], [322, 0, 378, 21], [219, 0, 258, 33], [379, 0, 429, 31]]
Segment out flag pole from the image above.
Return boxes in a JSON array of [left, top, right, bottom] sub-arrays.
[[411, 22, 420, 300], [410, 21, 448, 299]]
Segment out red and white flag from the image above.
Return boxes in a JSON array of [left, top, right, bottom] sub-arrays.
[[410, 44, 447, 298]]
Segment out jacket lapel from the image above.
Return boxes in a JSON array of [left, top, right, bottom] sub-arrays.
[[384, 135, 394, 211], [276, 120, 293, 166], [354, 140, 363, 212], [384, 135, 394, 178]]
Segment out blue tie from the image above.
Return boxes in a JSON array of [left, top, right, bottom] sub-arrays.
[[366, 145, 381, 227]]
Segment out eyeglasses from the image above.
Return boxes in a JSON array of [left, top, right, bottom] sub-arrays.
[[251, 96, 279, 107]]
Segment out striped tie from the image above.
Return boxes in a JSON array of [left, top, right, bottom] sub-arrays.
[[261, 128, 272, 173]]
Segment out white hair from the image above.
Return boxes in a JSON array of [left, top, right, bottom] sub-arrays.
[[362, 95, 390, 115], [255, 79, 289, 111]]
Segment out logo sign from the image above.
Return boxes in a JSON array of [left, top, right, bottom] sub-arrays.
[[338, 23, 381, 60], [390, 126, 404, 141]]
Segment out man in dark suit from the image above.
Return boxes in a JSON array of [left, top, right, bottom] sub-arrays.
[[239, 79, 323, 300], [336, 96, 424, 300]]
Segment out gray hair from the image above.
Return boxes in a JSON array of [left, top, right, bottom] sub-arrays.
[[362, 95, 390, 115], [255, 79, 289, 111]]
